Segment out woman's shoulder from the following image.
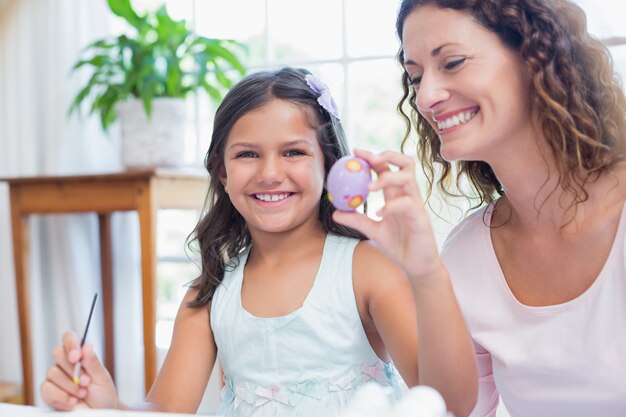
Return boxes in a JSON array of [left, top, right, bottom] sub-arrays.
[[440, 203, 495, 283], [441, 204, 491, 256]]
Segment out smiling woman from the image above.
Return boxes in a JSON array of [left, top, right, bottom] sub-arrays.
[[401, 4, 534, 164], [372, 1, 626, 417]]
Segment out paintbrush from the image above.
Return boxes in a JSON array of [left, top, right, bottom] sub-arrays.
[[72, 293, 98, 384]]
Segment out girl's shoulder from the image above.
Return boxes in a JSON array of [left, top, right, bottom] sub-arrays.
[[225, 245, 251, 265], [176, 288, 213, 333], [221, 246, 251, 282], [353, 239, 399, 270], [352, 240, 409, 294]]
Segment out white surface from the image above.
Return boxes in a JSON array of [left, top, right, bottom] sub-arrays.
[[0, 403, 202, 417]]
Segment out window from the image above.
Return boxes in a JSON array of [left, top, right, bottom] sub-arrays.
[[576, 0, 626, 83], [144, 0, 407, 349], [134, 0, 626, 349]]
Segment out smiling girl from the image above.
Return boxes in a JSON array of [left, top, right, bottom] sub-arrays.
[[41, 67, 477, 417]]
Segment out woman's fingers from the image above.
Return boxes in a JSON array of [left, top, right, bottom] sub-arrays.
[[375, 195, 430, 231], [355, 148, 416, 172], [353, 149, 421, 198], [372, 169, 421, 196], [333, 210, 380, 239]]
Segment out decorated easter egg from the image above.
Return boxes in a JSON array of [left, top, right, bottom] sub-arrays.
[[327, 156, 371, 211]]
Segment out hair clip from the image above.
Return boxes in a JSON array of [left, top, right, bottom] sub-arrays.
[[305, 74, 341, 121]]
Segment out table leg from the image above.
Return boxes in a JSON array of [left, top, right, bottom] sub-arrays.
[[9, 190, 33, 404], [137, 190, 157, 395], [98, 213, 115, 382]]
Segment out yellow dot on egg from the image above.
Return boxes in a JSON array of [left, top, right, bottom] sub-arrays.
[[348, 196, 364, 208], [345, 159, 362, 172], [328, 193, 334, 203]]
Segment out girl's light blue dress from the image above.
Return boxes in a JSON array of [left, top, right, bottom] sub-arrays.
[[211, 234, 404, 417]]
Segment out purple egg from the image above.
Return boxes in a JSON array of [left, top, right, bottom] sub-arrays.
[[327, 156, 372, 211]]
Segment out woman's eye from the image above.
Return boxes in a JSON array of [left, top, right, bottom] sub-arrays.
[[410, 75, 422, 86], [444, 57, 466, 70]]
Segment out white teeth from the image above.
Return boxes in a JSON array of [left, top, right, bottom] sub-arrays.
[[437, 111, 476, 131], [255, 193, 289, 202]]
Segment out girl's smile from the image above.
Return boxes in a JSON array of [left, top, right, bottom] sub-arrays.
[[251, 191, 295, 208]]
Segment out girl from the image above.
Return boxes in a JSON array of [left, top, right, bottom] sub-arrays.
[[335, 1, 626, 417], [41, 67, 477, 417]]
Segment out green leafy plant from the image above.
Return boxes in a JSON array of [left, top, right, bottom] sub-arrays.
[[69, 0, 246, 130]]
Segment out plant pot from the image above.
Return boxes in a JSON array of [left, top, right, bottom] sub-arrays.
[[117, 97, 187, 168]]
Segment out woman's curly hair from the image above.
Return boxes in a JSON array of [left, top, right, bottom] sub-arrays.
[[396, 0, 626, 212]]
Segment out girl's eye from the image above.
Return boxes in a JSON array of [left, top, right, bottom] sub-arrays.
[[284, 149, 305, 157], [444, 57, 466, 70], [236, 151, 257, 158]]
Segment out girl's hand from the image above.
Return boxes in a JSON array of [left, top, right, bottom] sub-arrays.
[[333, 149, 445, 284], [41, 331, 118, 410]]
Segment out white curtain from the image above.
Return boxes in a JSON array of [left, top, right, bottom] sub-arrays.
[[0, 0, 144, 406]]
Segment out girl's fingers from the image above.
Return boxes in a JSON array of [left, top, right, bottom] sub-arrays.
[[62, 332, 82, 365], [52, 345, 75, 377], [80, 343, 111, 384], [46, 365, 86, 398], [41, 379, 79, 411]]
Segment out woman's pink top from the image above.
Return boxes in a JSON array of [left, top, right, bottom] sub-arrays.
[[442, 203, 626, 417]]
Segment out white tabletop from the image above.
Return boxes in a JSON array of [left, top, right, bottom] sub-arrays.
[[0, 403, 205, 417]]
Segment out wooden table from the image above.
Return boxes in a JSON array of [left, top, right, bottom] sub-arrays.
[[1, 169, 208, 405]]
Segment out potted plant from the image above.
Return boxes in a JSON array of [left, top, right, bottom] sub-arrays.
[[69, 0, 246, 168]]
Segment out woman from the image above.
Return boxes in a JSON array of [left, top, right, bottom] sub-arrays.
[[334, 1, 626, 416]]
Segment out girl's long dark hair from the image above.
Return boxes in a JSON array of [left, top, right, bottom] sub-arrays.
[[187, 67, 364, 308], [396, 0, 626, 212]]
